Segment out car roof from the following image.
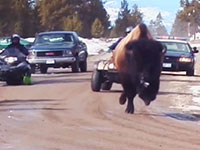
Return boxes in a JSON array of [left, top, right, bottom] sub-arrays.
[[38, 31, 76, 35], [157, 39, 188, 44]]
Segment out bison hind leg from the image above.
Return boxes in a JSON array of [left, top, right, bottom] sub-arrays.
[[125, 96, 135, 114], [119, 92, 127, 105]]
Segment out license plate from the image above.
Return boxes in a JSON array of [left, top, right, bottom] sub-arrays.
[[46, 59, 55, 64], [163, 63, 172, 68]]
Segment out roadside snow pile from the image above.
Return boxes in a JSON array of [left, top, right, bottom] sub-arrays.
[[170, 86, 200, 113], [80, 37, 117, 55], [25, 37, 35, 43]]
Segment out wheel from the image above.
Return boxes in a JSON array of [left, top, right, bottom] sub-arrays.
[[91, 70, 102, 92], [40, 65, 48, 74], [30, 65, 36, 74], [186, 68, 194, 76], [80, 60, 87, 72], [72, 57, 79, 73], [101, 82, 113, 90]]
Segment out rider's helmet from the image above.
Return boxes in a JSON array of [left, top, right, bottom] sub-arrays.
[[11, 34, 20, 44], [125, 26, 133, 34]]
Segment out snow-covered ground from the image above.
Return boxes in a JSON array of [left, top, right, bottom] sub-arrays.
[[79, 37, 117, 55]]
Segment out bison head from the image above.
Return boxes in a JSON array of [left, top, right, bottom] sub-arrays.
[[125, 39, 165, 106]]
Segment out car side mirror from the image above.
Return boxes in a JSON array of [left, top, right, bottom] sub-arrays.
[[193, 47, 199, 53], [162, 45, 167, 54]]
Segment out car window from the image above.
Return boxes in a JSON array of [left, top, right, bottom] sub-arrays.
[[0, 37, 10, 43], [161, 42, 190, 53], [35, 33, 74, 45]]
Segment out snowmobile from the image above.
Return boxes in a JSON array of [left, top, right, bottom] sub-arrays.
[[0, 47, 32, 85]]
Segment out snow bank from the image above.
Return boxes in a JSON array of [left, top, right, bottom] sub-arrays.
[[79, 37, 117, 55]]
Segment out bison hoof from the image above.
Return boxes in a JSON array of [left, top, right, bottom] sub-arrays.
[[119, 93, 126, 105], [144, 100, 151, 106], [125, 106, 134, 114]]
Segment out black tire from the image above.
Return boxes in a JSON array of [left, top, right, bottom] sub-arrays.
[[31, 65, 36, 74], [72, 57, 79, 73], [80, 60, 87, 72], [101, 82, 113, 90], [40, 65, 48, 74], [186, 68, 194, 76], [91, 70, 102, 92]]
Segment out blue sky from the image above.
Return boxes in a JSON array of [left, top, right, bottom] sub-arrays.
[[104, 0, 182, 32]]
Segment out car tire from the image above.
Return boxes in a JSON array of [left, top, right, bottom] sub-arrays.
[[80, 60, 87, 72], [72, 57, 79, 73], [91, 70, 102, 92], [186, 68, 194, 76], [31, 65, 36, 74], [101, 82, 113, 90], [40, 65, 48, 74]]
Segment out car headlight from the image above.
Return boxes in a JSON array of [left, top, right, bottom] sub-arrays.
[[28, 50, 36, 59], [179, 57, 193, 62], [5, 57, 18, 63], [63, 50, 73, 56], [108, 63, 115, 69]]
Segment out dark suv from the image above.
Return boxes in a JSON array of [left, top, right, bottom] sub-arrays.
[[27, 31, 87, 73]]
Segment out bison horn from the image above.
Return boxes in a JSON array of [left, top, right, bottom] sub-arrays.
[[143, 82, 150, 88], [140, 75, 150, 88]]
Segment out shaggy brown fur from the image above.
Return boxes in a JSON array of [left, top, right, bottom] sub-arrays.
[[113, 23, 153, 72]]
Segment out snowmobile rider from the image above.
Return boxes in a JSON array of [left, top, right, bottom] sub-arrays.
[[109, 26, 133, 51], [6, 34, 29, 56]]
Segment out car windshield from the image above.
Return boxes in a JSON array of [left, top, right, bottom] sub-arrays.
[[161, 42, 190, 53], [0, 37, 10, 43], [34, 33, 74, 45]]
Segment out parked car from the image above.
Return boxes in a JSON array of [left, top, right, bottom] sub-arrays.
[[0, 37, 32, 50], [158, 39, 198, 76], [27, 31, 88, 73]]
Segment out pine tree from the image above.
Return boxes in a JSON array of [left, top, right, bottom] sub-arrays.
[[171, 12, 188, 37], [148, 20, 156, 37], [38, 0, 72, 31], [110, 1, 143, 37], [128, 4, 143, 27], [0, 0, 13, 36], [11, 0, 33, 37], [154, 12, 168, 36], [111, 0, 131, 37], [77, 0, 109, 37], [38, 0, 109, 38], [178, 0, 200, 38], [63, 14, 83, 33], [91, 18, 105, 38]]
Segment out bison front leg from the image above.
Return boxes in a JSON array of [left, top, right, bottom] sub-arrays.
[[123, 87, 136, 114], [119, 73, 136, 114], [125, 92, 136, 114], [119, 92, 127, 105]]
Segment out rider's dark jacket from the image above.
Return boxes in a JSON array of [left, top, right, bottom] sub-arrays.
[[6, 43, 29, 56]]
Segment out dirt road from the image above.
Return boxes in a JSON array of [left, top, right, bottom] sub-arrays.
[[0, 56, 200, 150]]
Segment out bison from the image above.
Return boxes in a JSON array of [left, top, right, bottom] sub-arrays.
[[118, 39, 165, 114]]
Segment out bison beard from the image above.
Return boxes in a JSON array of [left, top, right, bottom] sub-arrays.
[[118, 39, 164, 114]]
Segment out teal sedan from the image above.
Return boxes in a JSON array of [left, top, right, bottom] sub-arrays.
[[0, 37, 32, 50]]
